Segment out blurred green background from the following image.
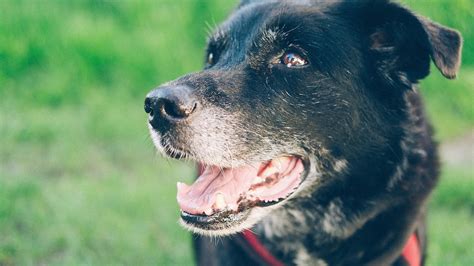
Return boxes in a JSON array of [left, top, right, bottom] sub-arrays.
[[0, 0, 472, 265]]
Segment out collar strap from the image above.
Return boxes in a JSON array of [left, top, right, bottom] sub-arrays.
[[401, 233, 421, 266], [238, 230, 420, 266], [240, 230, 284, 266]]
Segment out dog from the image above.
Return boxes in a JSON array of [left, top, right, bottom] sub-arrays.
[[144, 0, 462, 265]]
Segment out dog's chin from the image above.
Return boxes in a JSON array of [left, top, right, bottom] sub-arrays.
[[179, 204, 282, 236]]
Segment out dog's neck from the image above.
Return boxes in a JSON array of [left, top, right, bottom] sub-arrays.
[[254, 173, 423, 265], [253, 91, 437, 265]]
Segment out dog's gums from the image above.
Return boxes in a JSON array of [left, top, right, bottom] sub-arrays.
[[177, 156, 304, 216]]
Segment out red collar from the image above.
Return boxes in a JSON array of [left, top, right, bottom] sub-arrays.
[[241, 230, 285, 266], [401, 233, 421, 266], [240, 230, 421, 266]]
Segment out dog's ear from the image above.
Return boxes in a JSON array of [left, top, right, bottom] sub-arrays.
[[418, 17, 463, 79], [354, 0, 462, 82]]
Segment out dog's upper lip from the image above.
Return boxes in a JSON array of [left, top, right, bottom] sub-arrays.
[[176, 156, 304, 216]]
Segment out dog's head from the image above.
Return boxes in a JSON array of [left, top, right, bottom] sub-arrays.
[[145, 0, 461, 236]]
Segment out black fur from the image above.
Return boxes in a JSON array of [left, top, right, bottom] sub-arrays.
[[145, 0, 462, 265]]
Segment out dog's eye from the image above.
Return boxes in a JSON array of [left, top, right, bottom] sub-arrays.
[[280, 52, 307, 67]]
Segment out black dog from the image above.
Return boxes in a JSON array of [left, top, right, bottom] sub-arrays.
[[144, 0, 462, 265]]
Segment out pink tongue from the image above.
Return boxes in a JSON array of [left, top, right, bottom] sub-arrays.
[[177, 163, 261, 215]]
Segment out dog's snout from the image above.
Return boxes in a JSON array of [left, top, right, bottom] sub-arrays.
[[145, 85, 198, 125]]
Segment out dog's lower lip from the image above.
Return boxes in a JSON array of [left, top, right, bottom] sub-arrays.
[[180, 209, 250, 229], [180, 211, 218, 224], [179, 181, 301, 218]]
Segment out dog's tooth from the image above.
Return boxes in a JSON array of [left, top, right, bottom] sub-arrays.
[[259, 166, 278, 177], [259, 157, 291, 177], [214, 193, 226, 209], [252, 176, 265, 185], [271, 156, 291, 171], [204, 208, 214, 216]]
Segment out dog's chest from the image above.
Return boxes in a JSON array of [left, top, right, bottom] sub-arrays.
[[254, 209, 330, 266]]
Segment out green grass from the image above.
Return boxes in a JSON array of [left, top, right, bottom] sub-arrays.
[[0, 168, 195, 265], [427, 165, 474, 265], [0, 0, 472, 265], [0, 101, 198, 265], [420, 67, 474, 140], [428, 207, 474, 266]]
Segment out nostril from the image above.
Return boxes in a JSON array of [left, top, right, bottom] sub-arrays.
[[162, 99, 188, 119], [144, 98, 153, 114]]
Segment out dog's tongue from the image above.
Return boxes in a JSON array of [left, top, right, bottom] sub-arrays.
[[177, 163, 261, 215], [176, 157, 304, 215]]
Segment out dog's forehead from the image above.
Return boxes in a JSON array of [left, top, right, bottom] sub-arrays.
[[215, 3, 274, 43], [207, 0, 336, 67], [215, 1, 331, 41], [230, 0, 313, 36]]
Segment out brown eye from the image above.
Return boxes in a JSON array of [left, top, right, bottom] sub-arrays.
[[281, 52, 307, 67]]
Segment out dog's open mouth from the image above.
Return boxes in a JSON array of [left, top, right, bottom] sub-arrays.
[[177, 156, 305, 230]]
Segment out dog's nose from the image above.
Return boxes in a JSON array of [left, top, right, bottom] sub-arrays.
[[145, 85, 198, 124]]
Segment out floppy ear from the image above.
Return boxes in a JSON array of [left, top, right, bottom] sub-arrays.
[[419, 17, 463, 79], [358, 0, 462, 83]]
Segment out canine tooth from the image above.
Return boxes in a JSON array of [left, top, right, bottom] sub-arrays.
[[214, 193, 226, 209], [204, 208, 214, 216], [272, 156, 291, 170]]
